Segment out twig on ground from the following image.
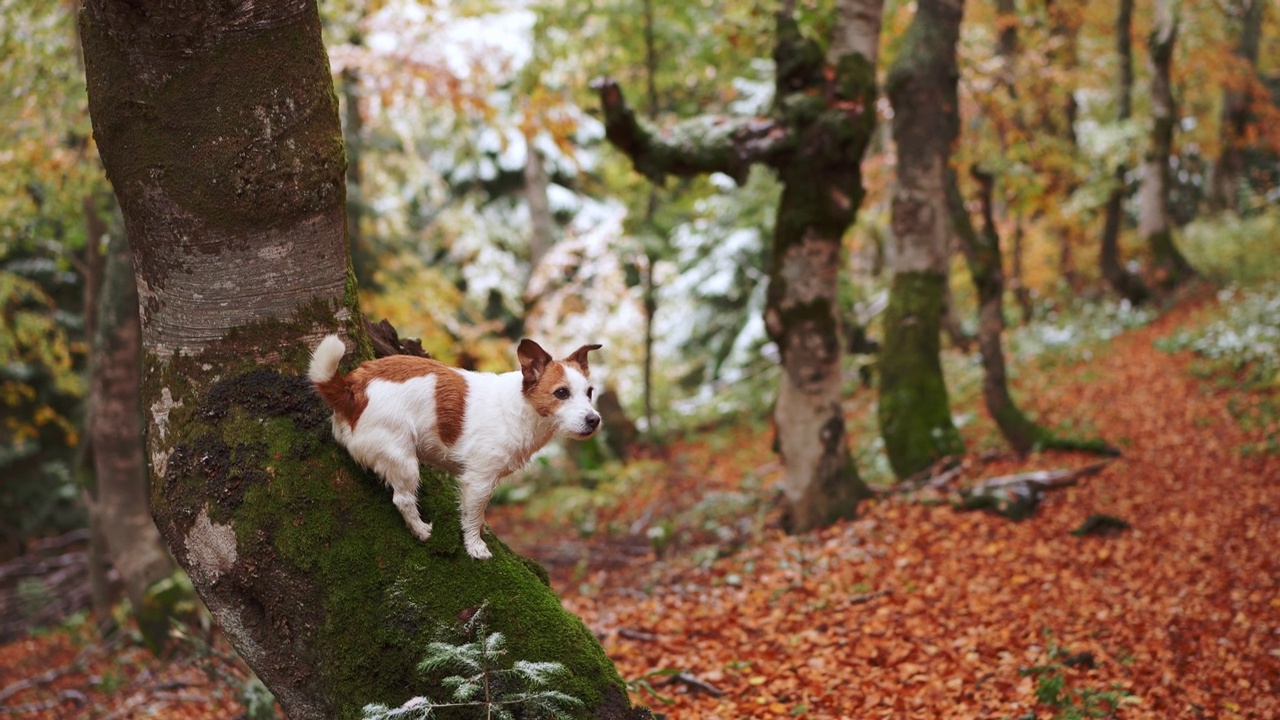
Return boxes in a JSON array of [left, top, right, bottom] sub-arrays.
[[618, 628, 660, 642], [848, 589, 892, 605], [970, 461, 1112, 494], [662, 671, 725, 697]]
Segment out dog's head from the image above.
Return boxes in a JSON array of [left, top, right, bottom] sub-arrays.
[[517, 339, 603, 439]]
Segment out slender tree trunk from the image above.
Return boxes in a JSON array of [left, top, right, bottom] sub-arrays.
[[1208, 0, 1266, 213], [1100, 0, 1152, 305], [596, 0, 880, 530], [524, 144, 555, 278], [954, 169, 1117, 457], [81, 3, 644, 718], [342, 60, 378, 292], [1139, 0, 1197, 290], [993, 0, 1033, 323], [880, 0, 966, 479], [81, 228, 176, 650], [1044, 0, 1082, 290], [953, 170, 1033, 453]]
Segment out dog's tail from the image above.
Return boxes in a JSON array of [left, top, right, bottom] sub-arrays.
[[310, 334, 364, 421], [309, 334, 346, 384]]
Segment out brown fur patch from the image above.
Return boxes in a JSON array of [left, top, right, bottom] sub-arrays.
[[340, 355, 468, 445], [432, 367, 467, 446], [315, 375, 368, 428], [524, 362, 568, 418]]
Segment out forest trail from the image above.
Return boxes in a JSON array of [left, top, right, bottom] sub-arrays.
[[0, 295, 1276, 719], [553, 296, 1279, 719]]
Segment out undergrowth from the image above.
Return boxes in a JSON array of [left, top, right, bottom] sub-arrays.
[[1157, 284, 1280, 455]]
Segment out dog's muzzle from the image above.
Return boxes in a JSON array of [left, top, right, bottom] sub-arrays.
[[579, 413, 602, 437]]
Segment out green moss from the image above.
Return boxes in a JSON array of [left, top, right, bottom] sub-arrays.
[[877, 271, 965, 478]]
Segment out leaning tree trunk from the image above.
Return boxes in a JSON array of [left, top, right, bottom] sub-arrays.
[[1138, 0, 1197, 290], [1208, 0, 1265, 213], [81, 227, 175, 650], [954, 169, 1117, 457], [80, 2, 644, 719], [1099, 0, 1152, 306], [596, 1, 880, 531], [880, 0, 965, 479]]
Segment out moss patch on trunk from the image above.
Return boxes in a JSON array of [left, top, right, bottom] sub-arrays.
[[877, 271, 964, 479]]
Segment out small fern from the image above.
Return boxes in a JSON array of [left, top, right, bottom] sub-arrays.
[[362, 604, 584, 720]]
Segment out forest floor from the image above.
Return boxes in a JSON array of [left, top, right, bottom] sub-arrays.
[[0, 290, 1277, 719]]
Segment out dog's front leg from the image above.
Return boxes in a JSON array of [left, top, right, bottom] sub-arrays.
[[457, 470, 497, 559]]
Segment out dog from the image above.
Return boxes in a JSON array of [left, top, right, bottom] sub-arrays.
[[308, 334, 602, 559]]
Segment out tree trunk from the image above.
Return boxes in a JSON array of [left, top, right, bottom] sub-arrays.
[[880, 0, 965, 479], [342, 62, 377, 292], [81, 2, 644, 718], [766, 2, 880, 530], [1208, 0, 1266, 213], [1138, 0, 1197, 290], [1099, 0, 1152, 305], [81, 227, 175, 649], [596, 1, 880, 531], [524, 144, 555, 281], [955, 170, 1117, 457]]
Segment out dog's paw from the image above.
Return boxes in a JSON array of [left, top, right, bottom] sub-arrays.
[[410, 522, 433, 542], [464, 536, 492, 560]]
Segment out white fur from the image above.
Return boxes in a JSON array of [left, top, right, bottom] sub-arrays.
[[309, 335, 601, 559]]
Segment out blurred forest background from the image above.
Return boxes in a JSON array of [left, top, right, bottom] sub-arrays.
[[1, 0, 1279, 717]]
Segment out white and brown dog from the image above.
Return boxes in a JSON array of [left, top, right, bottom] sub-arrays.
[[308, 334, 602, 559]]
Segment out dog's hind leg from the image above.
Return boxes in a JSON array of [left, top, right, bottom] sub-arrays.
[[378, 455, 433, 542], [457, 470, 496, 559]]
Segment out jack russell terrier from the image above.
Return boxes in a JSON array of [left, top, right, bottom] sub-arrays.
[[308, 334, 602, 559]]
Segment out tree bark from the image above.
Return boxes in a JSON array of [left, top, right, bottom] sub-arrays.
[[880, 0, 965, 479], [1138, 0, 1197, 290], [81, 2, 644, 718], [1208, 0, 1266, 213], [1099, 0, 1152, 305], [595, 0, 880, 531], [81, 227, 175, 650]]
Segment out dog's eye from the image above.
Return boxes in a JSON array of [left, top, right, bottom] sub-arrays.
[[554, 387, 570, 400], [587, 387, 594, 400]]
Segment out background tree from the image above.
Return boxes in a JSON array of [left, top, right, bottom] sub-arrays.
[[1208, 0, 1267, 213], [1138, 0, 1197, 290], [80, 1, 646, 717], [879, 0, 966, 479], [1098, 0, 1152, 306], [596, 0, 881, 530], [79, 226, 174, 648]]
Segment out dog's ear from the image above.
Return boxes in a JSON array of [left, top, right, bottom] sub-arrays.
[[517, 339, 553, 392], [564, 344, 603, 375]]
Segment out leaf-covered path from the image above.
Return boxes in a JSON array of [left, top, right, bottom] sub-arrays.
[[0, 297, 1275, 719], [554, 298, 1279, 718]]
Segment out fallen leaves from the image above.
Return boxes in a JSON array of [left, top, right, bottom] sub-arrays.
[[554, 297, 1279, 718]]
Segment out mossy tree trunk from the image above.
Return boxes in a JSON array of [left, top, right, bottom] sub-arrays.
[[81, 227, 175, 647], [1099, 0, 1152, 306], [80, 2, 645, 718], [595, 1, 881, 532], [880, 0, 965, 479], [1138, 0, 1197, 290]]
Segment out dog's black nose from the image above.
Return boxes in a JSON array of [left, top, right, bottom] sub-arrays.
[[585, 414, 601, 430]]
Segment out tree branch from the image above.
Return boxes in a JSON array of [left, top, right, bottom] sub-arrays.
[[592, 77, 791, 185]]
